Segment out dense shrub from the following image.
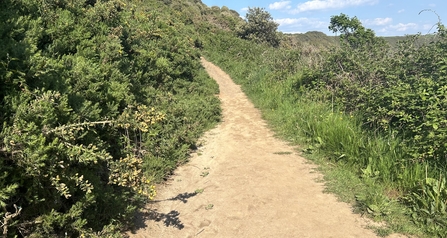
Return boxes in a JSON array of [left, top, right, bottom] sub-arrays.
[[237, 7, 281, 47], [303, 15, 447, 166], [0, 0, 220, 236], [300, 14, 447, 235]]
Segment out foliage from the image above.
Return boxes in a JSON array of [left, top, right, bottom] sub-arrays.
[[237, 7, 280, 47], [281, 31, 338, 51], [300, 13, 447, 236], [201, 10, 447, 236], [302, 14, 447, 166], [0, 0, 220, 236], [329, 13, 385, 49], [4, 0, 446, 235], [405, 175, 447, 237]]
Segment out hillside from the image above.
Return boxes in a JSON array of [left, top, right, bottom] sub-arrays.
[[1, 0, 446, 237], [284, 31, 438, 50], [0, 0, 223, 236], [202, 4, 447, 237]]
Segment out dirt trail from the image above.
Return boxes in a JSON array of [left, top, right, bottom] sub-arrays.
[[128, 58, 389, 237]]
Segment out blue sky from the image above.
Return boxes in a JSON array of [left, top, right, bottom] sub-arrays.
[[201, 0, 447, 36]]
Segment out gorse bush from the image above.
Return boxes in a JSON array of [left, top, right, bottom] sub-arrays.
[[3, 0, 447, 235], [0, 0, 220, 236]]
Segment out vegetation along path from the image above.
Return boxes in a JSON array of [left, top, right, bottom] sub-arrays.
[[129, 58, 397, 237]]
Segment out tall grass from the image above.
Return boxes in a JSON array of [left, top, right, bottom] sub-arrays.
[[203, 33, 431, 236]]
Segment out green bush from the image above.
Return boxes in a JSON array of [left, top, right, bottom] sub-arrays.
[[302, 15, 447, 166], [237, 7, 280, 47], [300, 14, 447, 235], [202, 12, 447, 235], [0, 0, 220, 236]]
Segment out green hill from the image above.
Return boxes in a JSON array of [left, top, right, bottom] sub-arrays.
[[283, 31, 438, 50]]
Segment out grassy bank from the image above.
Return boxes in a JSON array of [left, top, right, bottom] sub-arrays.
[[202, 32, 429, 236]]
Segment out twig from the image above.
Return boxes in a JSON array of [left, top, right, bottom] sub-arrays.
[[195, 228, 205, 236], [2, 204, 22, 237], [43, 120, 114, 135]]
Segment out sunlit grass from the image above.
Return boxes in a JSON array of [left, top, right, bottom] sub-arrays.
[[203, 38, 429, 236]]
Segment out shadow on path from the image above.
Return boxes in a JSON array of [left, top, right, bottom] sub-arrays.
[[130, 191, 198, 233], [150, 192, 198, 204], [148, 210, 184, 229]]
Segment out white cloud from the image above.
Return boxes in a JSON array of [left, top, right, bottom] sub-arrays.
[[377, 22, 428, 36], [269, 1, 291, 10], [275, 17, 323, 26], [275, 17, 326, 33], [275, 18, 302, 25], [398, 9, 405, 13], [283, 30, 304, 34], [388, 23, 417, 32], [422, 23, 439, 34], [291, 0, 378, 13], [241, 7, 249, 12], [364, 17, 393, 26], [275, 18, 306, 26]]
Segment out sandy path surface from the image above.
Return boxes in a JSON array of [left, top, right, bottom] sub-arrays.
[[128, 58, 388, 238]]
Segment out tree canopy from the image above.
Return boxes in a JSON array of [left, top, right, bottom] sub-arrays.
[[238, 7, 280, 47], [329, 13, 384, 49]]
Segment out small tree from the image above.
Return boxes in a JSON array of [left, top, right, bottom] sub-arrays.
[[329, 13, 384, 49], [238, 7, 280, 47]]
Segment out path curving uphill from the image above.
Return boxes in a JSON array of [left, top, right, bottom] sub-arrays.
[[128, 58, 391, 238]]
